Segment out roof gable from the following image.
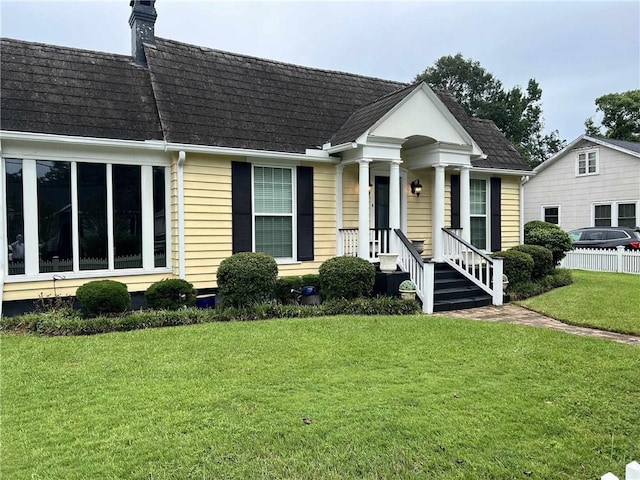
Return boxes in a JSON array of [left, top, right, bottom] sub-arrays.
[[534, 135, 640, 173], [369, 83, 473, 146]]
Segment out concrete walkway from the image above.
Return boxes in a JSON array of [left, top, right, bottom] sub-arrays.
[[434, 304, 640, 346]]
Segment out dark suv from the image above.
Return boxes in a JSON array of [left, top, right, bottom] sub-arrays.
[[568, 227, 640, 250]]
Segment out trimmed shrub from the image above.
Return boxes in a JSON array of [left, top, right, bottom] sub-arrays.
[[524, 220, 573, 265], [319, 256, 376, 300], [217, 252, 278, 308], [512, 244, 554, 279], [145, 278, 197, 310], [492, 249, 534, 287], [508, 269, 573, 300], [301, 274, 321, 288], [76, 280, 131, 316]]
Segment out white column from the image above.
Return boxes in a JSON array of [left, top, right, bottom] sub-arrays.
[[358, 158, 371, 260], [389, 159, 401, 252], [460, 166, 471, 243], [22, 159, 39, 276], [432, 164, 446, 261], [336, 163, 344, 255], [141, 166, 154, 270]]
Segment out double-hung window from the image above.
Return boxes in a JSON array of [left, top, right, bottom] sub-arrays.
[[470, 178, 487, 249], [618, 203, 637, 228], [253, 166, 294, 259], [576, 149, 598, 176], [543, 206, 559, 224], [594, 204, 611, 226]]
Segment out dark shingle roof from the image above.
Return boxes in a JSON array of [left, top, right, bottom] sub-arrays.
[[0, 38, 163, 141], [434, 90, 530, 170], [0, 36, 531, 171], [329, 84, 417, 146], [592, 136, 640, 155], [144, 38, 404, 152]]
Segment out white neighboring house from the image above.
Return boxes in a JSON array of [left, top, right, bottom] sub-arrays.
[[523, 135, 640, 231]]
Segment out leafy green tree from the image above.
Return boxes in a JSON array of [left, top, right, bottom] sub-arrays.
[[584, 90, 640, 141], [414, 53, 564, 167]]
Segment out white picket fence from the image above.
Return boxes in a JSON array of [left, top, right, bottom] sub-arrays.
[[602, 460, 640, 480], [560, 246, 640, 274]]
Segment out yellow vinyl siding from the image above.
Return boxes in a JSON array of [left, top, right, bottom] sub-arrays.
[[2, 273, 171, 301], [406, 168, 433, 257], [341, 163, 359, 228], [500, 175, 521, 249], [181, 154, 233, 289]]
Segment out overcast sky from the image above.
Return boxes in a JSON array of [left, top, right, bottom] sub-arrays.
[[1, 0, 638, 143]]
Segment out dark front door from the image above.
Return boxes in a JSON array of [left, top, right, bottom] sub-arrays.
[[374, 176, 390, 230]]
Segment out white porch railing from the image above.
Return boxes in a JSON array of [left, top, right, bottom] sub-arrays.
[[338, 228, 391, 261], [395, 229, 434, 313], [561, 246, 640, 274], [442, 228, 503, 306], [601, 461, 640, 480]]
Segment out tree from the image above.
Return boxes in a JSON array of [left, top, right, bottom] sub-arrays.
[[414, 53, 564, 167], [584, 90, 640, 141]]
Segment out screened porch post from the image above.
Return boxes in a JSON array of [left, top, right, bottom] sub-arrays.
[[336, 163, 344, 256], [432, 164, 447, 261]]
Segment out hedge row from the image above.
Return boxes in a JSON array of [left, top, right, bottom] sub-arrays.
[[0, 297, 420, 337]]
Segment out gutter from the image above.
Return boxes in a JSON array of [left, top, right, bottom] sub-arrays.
[[0, 131, 341, 164], [520, 175, 531, 244], [177, 151, 186, 279], [323, 142, 359, 155]]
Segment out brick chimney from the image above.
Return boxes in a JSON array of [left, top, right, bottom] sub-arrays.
[[129, 0, 157, 66]]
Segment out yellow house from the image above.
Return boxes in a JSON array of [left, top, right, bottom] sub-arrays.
[[0, 1, 531, 315]]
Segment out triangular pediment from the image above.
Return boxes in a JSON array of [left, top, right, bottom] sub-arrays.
[[367, 83, 474, 148]]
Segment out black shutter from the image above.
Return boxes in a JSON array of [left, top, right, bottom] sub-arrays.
[[232, 161, 252, 253], [296, 166, 314, 261], [490, 177, 502, 252], [450, 174, 461, 229]]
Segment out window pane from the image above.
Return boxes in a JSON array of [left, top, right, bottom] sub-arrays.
[[255, 216, 293, 258], [618, 203, 636, 228], [5, 159, 25, 275], [470, 217, 487, 250], [470, 179, 486, 215], [153, 166, 166, 267], [37, 160, 73, 273], [254, 166, 292, 214], [594, 204, 611, 227], [544, 207, 559, 224], [113, 165, 142, 269], [78, 163, 108, 270]]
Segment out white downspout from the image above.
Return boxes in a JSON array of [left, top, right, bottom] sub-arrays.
[[177, 151, 186, 279], [520, 175, 530, 244]]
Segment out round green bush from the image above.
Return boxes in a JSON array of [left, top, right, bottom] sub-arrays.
[[511, 244, 554, 279], [217, 252, 278, 308], [524, 221, 573, 265], [492, 249, 534, 287], [145, 278, 197, 310], [76, 280, 131, 316], [318, 256, 375, 300]]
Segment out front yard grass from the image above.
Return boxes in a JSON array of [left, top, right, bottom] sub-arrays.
[[519, 270, 640, 336], [2, 315, 639, 479]]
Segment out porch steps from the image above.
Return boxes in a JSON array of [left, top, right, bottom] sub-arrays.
[[433, 263, 492, 312]]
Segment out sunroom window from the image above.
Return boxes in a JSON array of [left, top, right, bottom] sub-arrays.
[[4, 158, 168, 276], [253, 166, 293, 258]]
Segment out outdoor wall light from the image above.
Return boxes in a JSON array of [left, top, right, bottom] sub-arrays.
[[410, 179, 423, 197], [369, 182, 373, 194]]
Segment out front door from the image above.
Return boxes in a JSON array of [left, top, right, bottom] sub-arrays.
[[374, 176, 390, 231]]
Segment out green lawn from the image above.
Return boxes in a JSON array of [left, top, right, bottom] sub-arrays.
[[2, 315, 639, 479], [520, 270, 640, 335]]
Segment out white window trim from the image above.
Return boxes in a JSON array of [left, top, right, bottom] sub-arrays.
[[2, 156, 171, 281], [469, 176, 491, 251], [575, 148, 599, 177], [251, 165, 297, 262], [592, 202, 612, 227], [541, 205, 561, 225]]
